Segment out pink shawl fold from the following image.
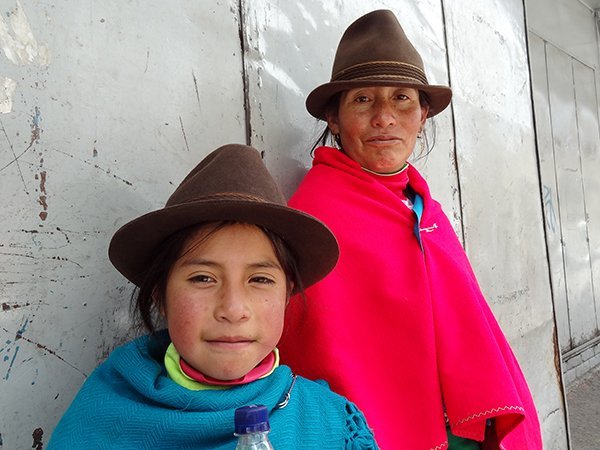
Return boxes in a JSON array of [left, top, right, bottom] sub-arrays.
[[279, 147, 541, 450]]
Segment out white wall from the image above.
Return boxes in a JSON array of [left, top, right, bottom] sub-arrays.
[[0, 0, 566, 447]]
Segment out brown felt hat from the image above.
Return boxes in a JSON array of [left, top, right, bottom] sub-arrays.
[[108, 144, 339, 288], [306, 9, 452, 120]]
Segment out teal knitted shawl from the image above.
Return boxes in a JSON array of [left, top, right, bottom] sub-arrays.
[[48, 333, 377, 449]]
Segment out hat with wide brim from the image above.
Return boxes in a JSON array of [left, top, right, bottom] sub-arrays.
[[108, 144, 339, 289], [306, 9, 452, 120]]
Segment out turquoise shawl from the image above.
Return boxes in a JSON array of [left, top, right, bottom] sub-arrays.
[[48, 333, 377, 449]]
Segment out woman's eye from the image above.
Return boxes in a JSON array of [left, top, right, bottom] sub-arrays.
[[354, 95, 370, 103]]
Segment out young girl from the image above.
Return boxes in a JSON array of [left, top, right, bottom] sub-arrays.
[[48, 144, 378, 449]]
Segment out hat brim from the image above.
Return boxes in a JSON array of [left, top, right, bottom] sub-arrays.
[[108, 199, 339, 289], [306, 79, 452, 120]]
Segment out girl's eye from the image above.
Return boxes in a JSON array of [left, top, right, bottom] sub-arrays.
[[190, 274, 215, 284], [250, 276, 275, 285]]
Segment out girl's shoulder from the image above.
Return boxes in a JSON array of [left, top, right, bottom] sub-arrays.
[[280, 371, 379, 449]]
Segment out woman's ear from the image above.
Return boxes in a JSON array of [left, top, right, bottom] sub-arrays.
[[420, 105, 429, 125], [325, 113, 340, 135]]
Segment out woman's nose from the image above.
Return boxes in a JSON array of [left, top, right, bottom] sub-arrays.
[[371, 100, 396, 128], [214, 283, 250, 322]]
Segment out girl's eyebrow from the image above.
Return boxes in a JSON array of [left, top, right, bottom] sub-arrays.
[[179, 258, 282, 270]]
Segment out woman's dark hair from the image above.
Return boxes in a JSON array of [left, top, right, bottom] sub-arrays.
[[310, 90, 436, 161], [130, 221, 304, 333]]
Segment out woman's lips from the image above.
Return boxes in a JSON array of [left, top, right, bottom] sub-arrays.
[[366, 135, 401, 144]]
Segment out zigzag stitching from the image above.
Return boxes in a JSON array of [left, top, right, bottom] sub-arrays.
[[452, 405, 526, 426], [429, 441, 448, 450]]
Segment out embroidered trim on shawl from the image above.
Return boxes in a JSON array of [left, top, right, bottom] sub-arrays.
[[430, 441, 449, 450], [452, 405, 526, 427]]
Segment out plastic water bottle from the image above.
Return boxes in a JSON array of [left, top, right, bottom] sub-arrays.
[[234, 404, 275, 450]]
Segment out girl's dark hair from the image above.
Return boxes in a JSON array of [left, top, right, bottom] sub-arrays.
[[130, 221, 304, 333], [310, 90, 436, 161]]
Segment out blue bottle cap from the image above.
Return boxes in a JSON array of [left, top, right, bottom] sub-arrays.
[[234, 404, 271, 435]]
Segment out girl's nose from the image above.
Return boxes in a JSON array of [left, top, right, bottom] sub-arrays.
[[214, 283, 250, 323]]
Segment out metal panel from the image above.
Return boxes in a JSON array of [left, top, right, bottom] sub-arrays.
[[573, 60, 600, 332], [0, 1, 246, 447], [528, 33, 571, 351], [444, 0, 566, 447], [546, 44, 597, 346], [243, 0, 461, 233], [0, 0, 570, 447], [526, 0, 598, 68]]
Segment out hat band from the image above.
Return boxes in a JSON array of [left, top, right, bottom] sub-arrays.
[[332, 61, 428, 85], [166, 192, 274, 207]]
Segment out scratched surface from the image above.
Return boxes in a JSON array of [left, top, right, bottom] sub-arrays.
[[0, 0, 579, 448], [246, 0, 566, 447], [527, 0, 600, 385], [0, 1, 246, 447], [444, 0, 568, 447]]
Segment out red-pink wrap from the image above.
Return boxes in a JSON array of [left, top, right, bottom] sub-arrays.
[[279, 147, 542, 450]]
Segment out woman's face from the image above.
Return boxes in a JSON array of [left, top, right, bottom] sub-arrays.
[[326, 86, 428, 173], [164, 223, 288, 381]]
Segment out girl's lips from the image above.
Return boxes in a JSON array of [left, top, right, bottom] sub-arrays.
[[206, 337, 254, 349]]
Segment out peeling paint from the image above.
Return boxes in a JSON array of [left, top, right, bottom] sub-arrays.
[[1, 302, 31, 311], [30, 106, 42, 142], [0, 76, 17, 114], [37, 170, 48, 221], [0, 1, 50, 66], [31, 428, 43, 450], [3, 345, 20, 380]]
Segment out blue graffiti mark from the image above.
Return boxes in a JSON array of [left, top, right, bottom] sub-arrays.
[[32, 106, 42, 128], [4, 345, 20, 380], [16, 317, 30, 339], [543, 185, 558, 234]]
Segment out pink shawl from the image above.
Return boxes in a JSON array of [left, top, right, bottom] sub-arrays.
[[279, 147, 542, 450]]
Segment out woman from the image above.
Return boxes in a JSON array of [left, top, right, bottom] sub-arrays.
[[278, 10, 542, 450]]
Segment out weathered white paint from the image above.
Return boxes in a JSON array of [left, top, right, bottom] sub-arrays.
[[0, 76, 17, 113], [0, 0, 583, 448], [0, 0, 50, 66], [527, 0, 600, 359], [529, 33, 572, 352], [444, 0, 567, 447], [0, 1, 246, 448]]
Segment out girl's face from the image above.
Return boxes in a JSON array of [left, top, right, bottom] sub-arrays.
[[327, 86, 428, 173], [164, 223, 288, 381]]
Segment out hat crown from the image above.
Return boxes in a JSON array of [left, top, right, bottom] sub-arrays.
[[166, 144, 285, 208], [330, 9, 427, 85], [305, 9, 452, 119]]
